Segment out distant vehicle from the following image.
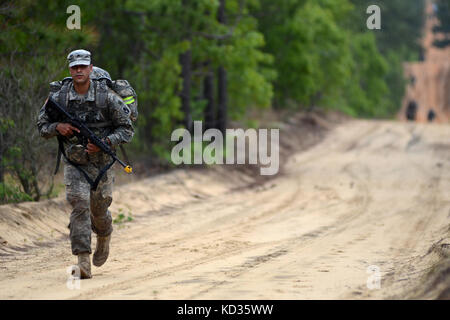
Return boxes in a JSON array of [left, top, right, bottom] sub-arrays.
[[406, 101, 418, 121]]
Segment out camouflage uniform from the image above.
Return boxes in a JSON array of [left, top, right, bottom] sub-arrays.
[[37, 80, 134, 255]]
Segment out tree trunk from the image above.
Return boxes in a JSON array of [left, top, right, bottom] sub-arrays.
[[217, 66, 227, 136], [179, 49, 193, 133], [30, 161, 40, 201], [0, 154, 3, 183], [217, 0, 228, 136], [0, 145, 3, 184], [203, 65, 215, 131], [218, 0, 227, 24], [0, 131, 5, 183]]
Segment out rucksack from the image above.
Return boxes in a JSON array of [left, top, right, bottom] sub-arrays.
[[48, 66, 137, 178], [49, 66, 138, 122]]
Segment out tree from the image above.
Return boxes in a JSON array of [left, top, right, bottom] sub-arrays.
[[217, 0, 228, 135], [251, 0, 424, 118], [95, 0, 274, 160], [0, 0, 96, 202]]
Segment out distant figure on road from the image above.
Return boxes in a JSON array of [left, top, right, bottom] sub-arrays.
[[406, 100, 418, 121], [427, 109, 436, 122]]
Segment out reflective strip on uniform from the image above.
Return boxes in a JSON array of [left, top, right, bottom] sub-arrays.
[[123, 96, 134, 101], [125, 99, 135, 104]]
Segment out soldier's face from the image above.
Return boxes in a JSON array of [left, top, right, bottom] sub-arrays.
[[69, 64, 92, 84]]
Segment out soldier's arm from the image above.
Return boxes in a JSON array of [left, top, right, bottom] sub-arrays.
[[37, 94, 59, 139], [105, 91, 134, 146]]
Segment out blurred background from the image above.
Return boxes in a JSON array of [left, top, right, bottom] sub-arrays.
[[0, 0, 448, 204]]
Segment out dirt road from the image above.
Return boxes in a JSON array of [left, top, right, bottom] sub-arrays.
[[0, 119, 449, 299]]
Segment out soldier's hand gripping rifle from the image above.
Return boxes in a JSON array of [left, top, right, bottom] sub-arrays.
[[45, 97, 132, 190]]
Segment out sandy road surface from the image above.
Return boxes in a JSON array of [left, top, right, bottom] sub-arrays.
[[0, 119, 449, 299]]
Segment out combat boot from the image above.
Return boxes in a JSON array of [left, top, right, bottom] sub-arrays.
[[75, 252, 92, 279], [93, 235, 110, 267]]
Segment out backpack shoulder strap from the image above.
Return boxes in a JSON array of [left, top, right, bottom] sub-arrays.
[[52, 78, 72, 175], [95, 79, 109, 109], [58, 78, 72, 109]]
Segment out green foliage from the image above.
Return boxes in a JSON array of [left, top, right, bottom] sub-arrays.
[[348, 0, 425, 58], [0, 119, 15, 133], [0, 0, 428, 204], [54, 0, 274, 162], [254, 0, 374, 113], [224, 17, 276, 119], [0, 182, 33, 204], [0, 0, 99, 203], [253, 0, 424, 118], [342, 33, 389, 117], [113, 208, 134, 225], [345, 0, 425, 117]]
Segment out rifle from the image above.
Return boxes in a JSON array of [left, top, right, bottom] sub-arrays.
[[45, 97, 132, 190]]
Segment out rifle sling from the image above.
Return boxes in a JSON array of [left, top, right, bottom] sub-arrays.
[[57, 136, 115, 191], [54, 147, 62, 175]]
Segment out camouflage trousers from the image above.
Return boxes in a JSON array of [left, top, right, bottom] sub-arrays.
[[64, 162, 114, 255]]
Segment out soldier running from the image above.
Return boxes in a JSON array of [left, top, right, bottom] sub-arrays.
[[37, 49, 134, 279]]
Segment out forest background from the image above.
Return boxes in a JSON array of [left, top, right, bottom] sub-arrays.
[[0, 0, 447, 203]]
